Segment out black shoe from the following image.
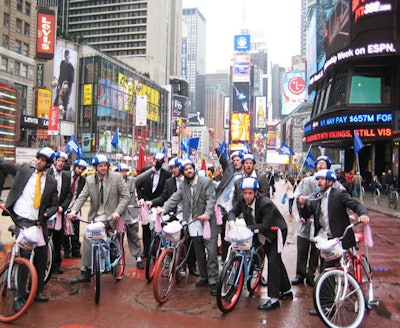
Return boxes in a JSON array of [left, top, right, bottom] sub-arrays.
[[291, 276, 305, 285], [64, 252, 71, 259], [309, 309, 318, 316], [70, 271, 91, 284], [72, 253, 81, 258], [279, 290, 293, 300], [189, 267, 200, 277], [13, 297, 25, 312], [306, 278, 314, 287], [209, 284, 217, 296], [195, 279, 208, 287], [34, 293, 49, 302], [136, 261, 144, 270], [259, 277, 268, 287], [258, 299, 280, 311], [53, 267, 64, 274]]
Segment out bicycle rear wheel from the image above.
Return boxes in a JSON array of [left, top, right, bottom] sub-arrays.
[[153, 248, 175, 304], [216, 255, 244, 314], [373, 189, 380, 205], [175, 240, 188, 283], [146, 234, 161, 282], [359, 255, 373, 309], [93, 248, 101, 304], [111, 233, 125, 281], [44, 238, 54, 285], [0, 257, 38, 323], [247, 246, 265, 295], [314, 269, 365, 328]]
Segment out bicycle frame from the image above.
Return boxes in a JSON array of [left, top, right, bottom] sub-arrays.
[[90, 233, 122, 275], [226, 246, 261, 285]]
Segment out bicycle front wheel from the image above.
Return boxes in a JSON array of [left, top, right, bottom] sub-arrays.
[[373, 189, 380, 205], [93, 247, 101, 304], [146, 234, 161, 283], [247, 246, 265, 295], [359, 255, 373, 308], [216, 255, 244, 314], [44, 238, 54, 285], [0, 257, 38, 323], [314, 269, 365, 328], [153, 248, 175, 304], [111, 233, 125, 281]]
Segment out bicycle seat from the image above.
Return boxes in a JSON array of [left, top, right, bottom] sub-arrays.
[[8, 225, 17, 235], [354, 232, 364, 243]]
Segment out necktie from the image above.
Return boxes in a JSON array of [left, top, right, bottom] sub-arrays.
[[192, 186, 198, 219], [71, 175, 78, 199], [33, 172, 43, 209], [247, 206, 255, 225], [100, 179, 104, 205]]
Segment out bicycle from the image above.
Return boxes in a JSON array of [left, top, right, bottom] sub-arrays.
[[80, 217, 125, 304], [152, 217, 195, 304], [372, 188, 380, 205], [0, 204, 39, 323], [216, 229, 266, 314], [313, 222, 378, 328], [387, 185, 398, 209]]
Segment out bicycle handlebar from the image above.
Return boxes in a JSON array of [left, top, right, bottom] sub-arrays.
[[0, 204, 41, 229]]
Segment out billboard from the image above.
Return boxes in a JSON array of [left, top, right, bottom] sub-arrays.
[[234, 34, 250, 51], [224, 96, 230, 129], [232, 82, 250, 113], [231, 113, 250, 142], [52, 46, 78, 121], [36, 7, 55, 60], [281, 71, 306, 116], [232, 55, 251, 82], [172, 95, 190, 119], [255, 96, 266, 128]]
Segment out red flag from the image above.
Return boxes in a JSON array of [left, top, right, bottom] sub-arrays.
[[137, 147, 146, 173], [201, 158, 206, 171]]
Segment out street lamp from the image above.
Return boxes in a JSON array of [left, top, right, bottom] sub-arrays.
[[128, 77, 142, 171]]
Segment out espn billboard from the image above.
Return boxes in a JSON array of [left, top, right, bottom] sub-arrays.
[[36, 8, 56, 60]]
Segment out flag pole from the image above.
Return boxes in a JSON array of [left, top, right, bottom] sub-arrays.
[[296, 145, 312, 184]]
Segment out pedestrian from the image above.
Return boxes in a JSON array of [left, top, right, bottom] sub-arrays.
[[47, 151, 72, 274], [0, 147, 59, 308], [266, 167, 275, 197], [136, 153, 171, 259], [114, 162, 154, 269], [297, 169, 370, 315], [146, 157, 199, 276], [228, 178, 292, 311], [352, 171, 363, 197], [67, 154, 130, 283], [283, 175, 296, 215], [371, 174, 382, 195], [63, 159, 88, 259], [156, 159, 220, 296], [209, 127, 244, 264]]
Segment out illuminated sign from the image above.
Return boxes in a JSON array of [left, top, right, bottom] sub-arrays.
[[353, 0, 392, 23], [234, 35, 250, 51], [305, 128, 392, 143], [36, 8, 55, 60]]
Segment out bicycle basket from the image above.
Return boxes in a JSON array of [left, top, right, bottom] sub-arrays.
[[17, 226, 40, 250], [319, 238, 343, 261], [231, 234, 253, 250], [86, 221, 106, 240], [162, 221, 182, 242]]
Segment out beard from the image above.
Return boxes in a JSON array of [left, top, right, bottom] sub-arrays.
[[155, 161, 163, 170], [185, 173, 195, 183]]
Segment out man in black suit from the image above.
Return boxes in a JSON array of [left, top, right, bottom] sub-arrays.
[[228, 178, 292, 311], [47, 151, 72, 274], [148, 157, 199, 276], [0, 147, 59, 307], [136, 153, 171, 257], [63, 159, 88, 259]]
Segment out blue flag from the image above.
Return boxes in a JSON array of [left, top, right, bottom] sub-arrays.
[[279, 142, 295, 156], [303, 150, 315, 169], [188, 137, 200, 151], [243, 142, 250, 154], [111, 128, 119, 149], [181, 140, 187, 153], [217, 140, 227, 159], [161, 142, 167, 154], [354, 131, 365, 155]]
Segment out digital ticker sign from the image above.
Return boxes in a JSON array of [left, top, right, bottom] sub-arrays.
[[303, 111, 393, 143]]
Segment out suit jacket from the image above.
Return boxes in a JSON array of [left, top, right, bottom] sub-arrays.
[[136, 167, 171, 201], [151, 175, 179, 208], [71, 171, 130, 221], [67, 172, 86, 208], [299, 187, 368, 249], [228, 194, 287, 243], [233, 172, 270, 205], [1, 162, 58, 239], [163, 176, 219, 238], [214, 149, 235, 200]]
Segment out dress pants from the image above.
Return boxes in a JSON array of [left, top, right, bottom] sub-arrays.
[[192, 235, 219, 285], [295, 235, 319, 279]]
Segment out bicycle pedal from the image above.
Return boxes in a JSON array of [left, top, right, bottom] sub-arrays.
[[368, 300, 379, 307]]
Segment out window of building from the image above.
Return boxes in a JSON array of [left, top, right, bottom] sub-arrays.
[[25, 2, 31, 15], [14, 61, 20, 75], [16, 0, 22, 11], [14, 40, 21, 53], [22, 43, 28, 56], [1, 57, 8, 71], [2, 34, 9, 48], [16, 18, 22, 33], [20, 64, 27, 77], [3, 13, 10, 27], [24, 22, 30, 36], [4, 0, 10, 6], [349, 71, 391, 104], [327, 72, 347, 108]]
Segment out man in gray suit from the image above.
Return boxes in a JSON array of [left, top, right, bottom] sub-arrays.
[[67, 154, 130, 283], [157, 160, 220, 296]]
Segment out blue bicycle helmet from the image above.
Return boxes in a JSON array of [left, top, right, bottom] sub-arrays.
[[91, 154, 109, 166], [230, 151, 244, 160], [179, 159, 195, 173], [114, 163, 130, 172], [73, 159, 88, 168], [36, 147, 55, 164], [54, 151, 68, 161], [240, 177, 260, 190], [315, 169, 337, 182], [242, 153, 256, 164], [315, 155, 332, 169]]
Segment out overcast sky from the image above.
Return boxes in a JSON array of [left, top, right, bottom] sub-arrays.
[[183, 0, 302, 73]]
